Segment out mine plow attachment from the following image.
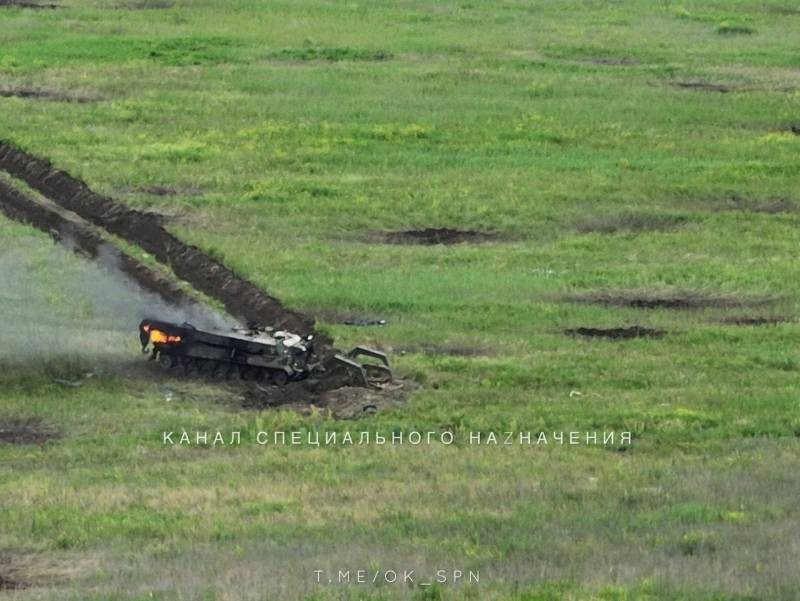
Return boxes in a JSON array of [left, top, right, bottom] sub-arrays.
[[345, 346, 391, 367], [324, 348, 393, 388], [347, 347, 393, 385]]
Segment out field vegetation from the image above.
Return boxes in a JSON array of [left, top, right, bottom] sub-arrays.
[[1, 1, 800, 599]]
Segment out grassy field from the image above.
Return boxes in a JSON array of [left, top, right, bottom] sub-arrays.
[[2, 0, 800, 599]]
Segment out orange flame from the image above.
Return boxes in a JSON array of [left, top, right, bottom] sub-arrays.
[[149, 329, 182, 345]]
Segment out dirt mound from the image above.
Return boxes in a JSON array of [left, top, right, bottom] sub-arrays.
[[565, 326, 666, 339], [0, 416, 59, 445], [0, 179, 199, 308], [0, 142, 318, 338], [0, 89, 92, 102], [565, 291, 774, 310], [384, 228, 499, 245]]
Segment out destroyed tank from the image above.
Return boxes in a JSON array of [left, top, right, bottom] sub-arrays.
[[139, 319, 391, 388]]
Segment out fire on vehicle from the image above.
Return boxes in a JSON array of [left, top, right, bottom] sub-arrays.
[[139, 318, 392, 388]]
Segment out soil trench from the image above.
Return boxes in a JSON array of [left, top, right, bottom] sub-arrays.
[[0, 142, 318, 337], [0, 179, 198, 309]]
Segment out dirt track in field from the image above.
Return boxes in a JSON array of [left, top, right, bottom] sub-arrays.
[[0, 141, 318, 338]]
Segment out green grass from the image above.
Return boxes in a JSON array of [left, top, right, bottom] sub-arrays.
[[2, 0, 800, 599]]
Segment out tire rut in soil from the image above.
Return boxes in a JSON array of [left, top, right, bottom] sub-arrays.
[[0, 142, 319, 339]]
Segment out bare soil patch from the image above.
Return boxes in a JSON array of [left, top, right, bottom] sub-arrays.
[[565, 291, 774, 310], [565, 326, 666, 340], [0, 416, 60, 445], [240, 380, 408, 418], [0, 88, 93, 103], [0, 142, 319, 339], [136, 358, 406, 414], [384, 228, 500, 245], [575, 213, 687, 234]]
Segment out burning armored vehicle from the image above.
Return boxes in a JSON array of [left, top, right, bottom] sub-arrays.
[[139, 319, 392, 388]]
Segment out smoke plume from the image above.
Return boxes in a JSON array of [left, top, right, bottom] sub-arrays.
[[0, 231, 233, 365]]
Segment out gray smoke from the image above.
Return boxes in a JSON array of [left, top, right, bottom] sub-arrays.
[[0, 233, 234, 364]]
